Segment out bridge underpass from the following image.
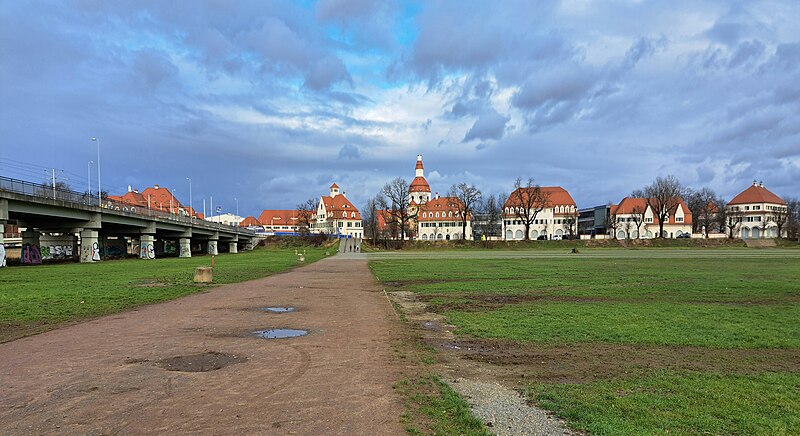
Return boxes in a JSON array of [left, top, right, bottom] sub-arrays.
[[0, 177, 258, 266]]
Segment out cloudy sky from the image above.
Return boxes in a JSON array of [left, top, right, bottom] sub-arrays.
[[1, 0, 799, 217]]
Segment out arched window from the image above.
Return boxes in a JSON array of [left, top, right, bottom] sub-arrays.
[[342, 212, 347, 218], [436, 212, 440, 218], [449, 211, 453, 218], [351, 212, 356, 218]]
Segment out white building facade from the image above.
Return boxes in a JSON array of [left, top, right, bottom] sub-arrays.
[[417, 194, 473, 240], [725, 181, 787, 239], [612, 197, 693, 239], [313, 183, 363, 238], [502, 187, 578, 240]]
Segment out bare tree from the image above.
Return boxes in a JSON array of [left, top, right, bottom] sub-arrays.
[[643, 175, 683, 238], [686, 187, 720, 236], [786, 198, 800, 241], [509, 177, 550, 241], [605, 203, 620, 239], [362, 196, 380, 242], [725, 208, 742, 239], [630, 204, 647, 239], [296, 198, 318, 236], [448, 183, 481, 240], [478, 193, 504, 238], [562, 215, 577, 238], [773, 205, 788, 238], [377, 178, 415, 241]]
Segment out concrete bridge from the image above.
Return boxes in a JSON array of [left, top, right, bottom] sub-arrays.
[[0, 176, 257, 265]]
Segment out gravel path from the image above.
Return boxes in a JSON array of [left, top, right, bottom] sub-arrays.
[[448, 378, 577, 436]]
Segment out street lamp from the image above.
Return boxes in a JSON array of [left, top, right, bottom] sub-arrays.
[[91, 137, 101, 207], [234, 197, 239, 217], [186, 177, 193, 221]]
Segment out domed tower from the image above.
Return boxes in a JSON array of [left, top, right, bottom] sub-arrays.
[[409, 154, 432, 204]]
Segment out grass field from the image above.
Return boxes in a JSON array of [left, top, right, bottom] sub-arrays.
[[0, 245, 331, 342], [370, 248, 800, 435]]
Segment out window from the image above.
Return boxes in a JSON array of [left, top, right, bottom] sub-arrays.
[[676, 217, 683, 222]]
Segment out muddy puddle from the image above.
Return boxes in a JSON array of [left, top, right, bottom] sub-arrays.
[[253, 329, 308, 339], [157, 351, 246, 372]]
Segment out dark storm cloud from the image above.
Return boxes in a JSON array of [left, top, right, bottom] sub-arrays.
[[2, 0, 799, 216]]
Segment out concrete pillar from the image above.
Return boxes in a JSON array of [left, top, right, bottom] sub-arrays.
[[229, 242, 238, 254], [208, 239, 218, 255], [80, 230, 101, 263], [140, 234, 156, 259], [179, 238, 192, 258]]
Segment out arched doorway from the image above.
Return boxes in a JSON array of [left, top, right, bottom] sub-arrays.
[[741, 227, 750, 239], [751, 227, 761, 239], [506, 229, 513, 240], [555, 229, 563, 236], [421, 234, 428, 240], [617, 230, 626, 239], [445, 234, 450, 240], [530, 230, 539, 239], [515, 230, 523, 239]]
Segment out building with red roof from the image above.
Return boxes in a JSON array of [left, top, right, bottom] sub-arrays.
[[417, 193, 472, 240], [502, 186, 578, 240], [725, 181, 787, 238], [611, 197, 692, 239], [256, 210, 302, 233], [313, 183, 363, 238], [106, 184, 201, 218]]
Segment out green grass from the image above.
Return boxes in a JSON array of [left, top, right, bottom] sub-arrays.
[[529, 371, 800, 435], [0, 246, 329, 341], [370, 249, 800, 434], [367, 238, 748, 251], [446, 302, 800, 348]]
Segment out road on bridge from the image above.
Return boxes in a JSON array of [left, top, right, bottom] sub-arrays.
[[0, 255, 405, 435]]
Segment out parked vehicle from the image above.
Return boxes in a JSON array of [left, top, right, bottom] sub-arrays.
[[536, 235, 548, 240], [677, 233, 691, 239]]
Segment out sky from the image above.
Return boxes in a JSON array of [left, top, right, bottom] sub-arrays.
[[1, 0, 799, 217]]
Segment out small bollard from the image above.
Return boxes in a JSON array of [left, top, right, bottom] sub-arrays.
[[298, 255, 305, 262], [194, 266, 214, 283]]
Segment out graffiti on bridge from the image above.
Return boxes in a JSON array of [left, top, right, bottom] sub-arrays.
[[82, 242, 101, 262], [140, 243, 155, 259], [40, 245, 75, 260], [21, 244, 42, 265], [104, 245, 126, 258]]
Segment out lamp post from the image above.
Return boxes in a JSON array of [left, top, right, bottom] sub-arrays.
[[91, 137, 101, 207], [234, 197, 239, 217], [186, 177, 193, 221]]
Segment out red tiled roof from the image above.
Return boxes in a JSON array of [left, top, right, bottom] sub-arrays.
[[239, 216, 262, 227], [321, 195, 362, 220], [504, 186, 577, 213], [330, 183, 339, 189], [257, 210, 301, 225], [728, 184, 785, 205], [418, 196, 470, 221]]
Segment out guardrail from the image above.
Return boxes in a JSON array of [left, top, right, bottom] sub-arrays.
[[0, 176, 253, 235]]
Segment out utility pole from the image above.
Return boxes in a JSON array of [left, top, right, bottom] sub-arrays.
[[91, 137, 101, 207], [51, 168, 56, 199]]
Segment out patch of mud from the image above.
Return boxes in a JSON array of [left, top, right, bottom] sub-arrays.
[[134, 279, 168, 288], [421, 293, 612, 312], [157, 352, 247, 372], [440, 339, 800, 384]]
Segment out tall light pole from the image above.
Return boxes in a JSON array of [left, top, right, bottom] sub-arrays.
[[91, 137, 101, 207], [87, 160, 94, 197], [234, 197, 239, 217], [186, 177, 193, 220]]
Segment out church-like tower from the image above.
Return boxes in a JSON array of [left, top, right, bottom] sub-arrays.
[[409, 154, 432, 204]]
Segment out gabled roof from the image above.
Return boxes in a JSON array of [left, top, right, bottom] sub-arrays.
[[239, 216, 262, 227], [613, 197, 693, 225], [257, 210, 301, 225], [330, 183, 339, 189], [321, 195, 362, 220], [504, 186, 577, 210], [728, 184, 785, 205]]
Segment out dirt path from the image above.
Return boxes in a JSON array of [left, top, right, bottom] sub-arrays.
[[0, 256, 406, 435]]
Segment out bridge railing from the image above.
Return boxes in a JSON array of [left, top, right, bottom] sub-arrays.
[[0, 176, 253, 235]]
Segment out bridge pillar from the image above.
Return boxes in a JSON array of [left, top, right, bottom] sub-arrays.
[[139, 234, 156, 259], [79, 230, 101, 263], [21, 229, 42, 265], [229, 241, 238, 253], [208, 239, 218, 256], [179, 238, 192, 258]]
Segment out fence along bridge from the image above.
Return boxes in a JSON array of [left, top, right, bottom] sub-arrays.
[[0, 176, 257, 265]]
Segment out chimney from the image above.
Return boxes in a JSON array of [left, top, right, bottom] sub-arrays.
[[753, 180, 757, 186], [435, 192, 439, 200], [759, 181, 764, 187], [134, 189, 139, 194], [342, 191, 346, 197], [154, 184, 160, 189], [127, 185, 132, 193]]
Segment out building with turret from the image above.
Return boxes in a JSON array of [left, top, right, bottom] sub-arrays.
[[313, 183, 363, 238]]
